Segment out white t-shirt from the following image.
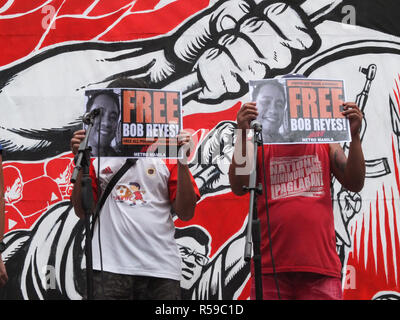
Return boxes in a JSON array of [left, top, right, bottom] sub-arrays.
[[89, 157, 198, 281]]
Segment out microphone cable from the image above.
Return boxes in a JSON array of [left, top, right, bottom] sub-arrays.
[[91, 111, 105, 298], [258, 133, 281, 300], [97, 115, 107, 298]]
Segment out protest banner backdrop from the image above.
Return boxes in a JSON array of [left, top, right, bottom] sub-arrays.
[[1, 0, 399, 302], [249, 78, 351, 144], [85, 88, 182, 158]]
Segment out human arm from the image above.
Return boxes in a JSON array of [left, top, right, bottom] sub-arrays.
[[172, 131, 199, 221], [329, 102, 365, 192], [70, 129, 97, 219], [0, 152, 9, 287], [228, 102, 258, 196]]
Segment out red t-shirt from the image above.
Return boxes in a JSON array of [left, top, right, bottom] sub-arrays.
[[256, 144, 341, 278]]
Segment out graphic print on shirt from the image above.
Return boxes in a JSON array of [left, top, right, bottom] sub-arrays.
[[270, 155, 325, 200], [114, 182, 146, 206], [129, 182, 147, 206]]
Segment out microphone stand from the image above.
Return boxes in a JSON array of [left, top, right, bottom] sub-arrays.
[[71, 116, 96, 300], [243, 127, 263, 300]]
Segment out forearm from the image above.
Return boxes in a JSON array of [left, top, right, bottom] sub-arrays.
[[0, 197, 4, 241], [228, 129, 253, 196], [0, 179, 6, 286], [0, 198, 4, 242], [71, 171, 95, 219], [173, 163, 198, 221], [0, 183, 7, 284], [343, 134, 365, 192], [0, 158, 5, 241]]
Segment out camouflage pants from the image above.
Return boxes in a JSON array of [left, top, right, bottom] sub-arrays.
[[84, 270, 181, 300]]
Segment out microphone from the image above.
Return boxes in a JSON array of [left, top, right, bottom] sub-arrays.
[[82, 108, 101, 125], [250, 120, 262, 132]]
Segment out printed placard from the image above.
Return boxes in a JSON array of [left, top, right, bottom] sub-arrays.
[[249, 78, 351, 144], [84, 88, 182, 158]]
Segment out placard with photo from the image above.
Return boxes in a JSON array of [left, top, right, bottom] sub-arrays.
[[84, 88, 182, 158], [249, 78, 351, 144]]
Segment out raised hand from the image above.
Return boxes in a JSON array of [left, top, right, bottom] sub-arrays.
[[341, 102, 363, 138], [237, 102, 258, 130], [70, 129, 86, 155], [177, 130, 195, 164], [169, 0, 331, 101]]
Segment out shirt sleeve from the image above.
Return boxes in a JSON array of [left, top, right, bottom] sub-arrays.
[[89, 159, 99, 203], [167, 163, 201, 203], [322, 143, 330, 154]]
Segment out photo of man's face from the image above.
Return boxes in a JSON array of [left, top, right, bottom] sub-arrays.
[[255, 82, 286, 140], [87, 92, 120, 155]]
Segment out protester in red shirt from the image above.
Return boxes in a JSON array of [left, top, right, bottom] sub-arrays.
[[229, 79, 365, 300]]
